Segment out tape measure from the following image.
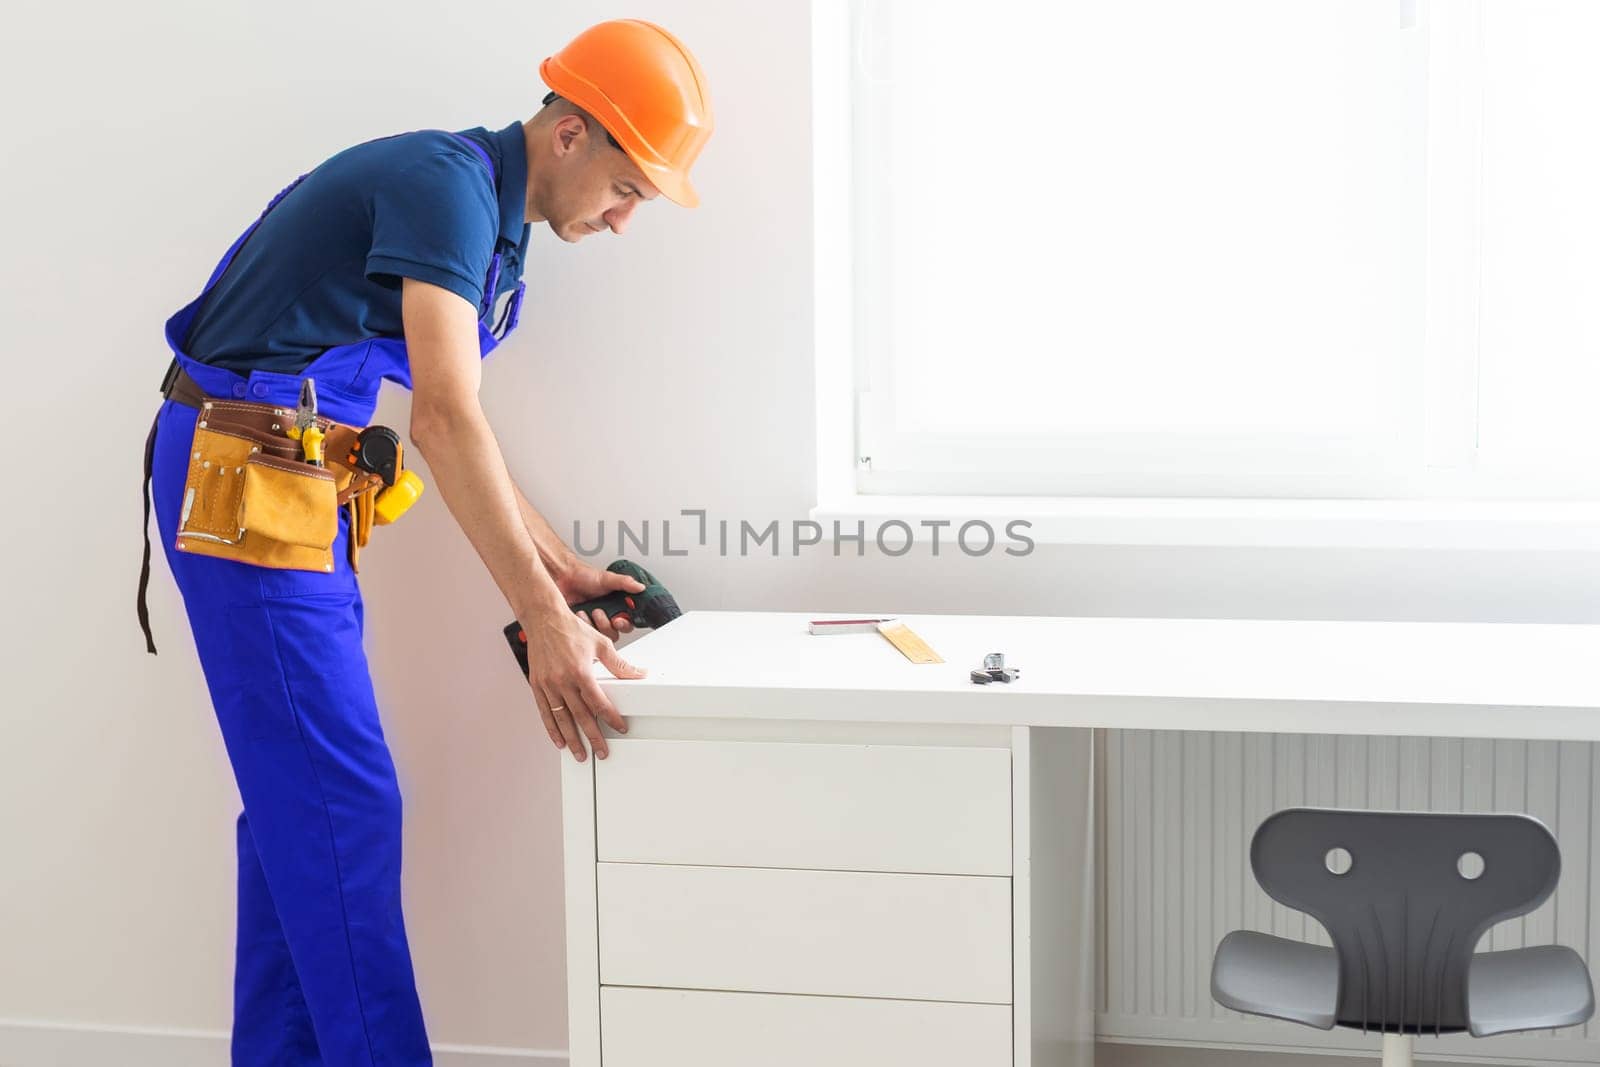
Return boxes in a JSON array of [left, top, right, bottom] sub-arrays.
[[347, 426, 425, 524]]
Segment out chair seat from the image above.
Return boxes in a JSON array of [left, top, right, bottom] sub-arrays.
[[1469, 945, 1595, 1037], [1211, 930, 1339, 1030]]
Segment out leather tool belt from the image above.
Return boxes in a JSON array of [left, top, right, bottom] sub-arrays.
[[138, 361, 389, 653]]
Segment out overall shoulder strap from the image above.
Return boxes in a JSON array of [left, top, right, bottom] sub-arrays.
[[447, 132, 497, 183]]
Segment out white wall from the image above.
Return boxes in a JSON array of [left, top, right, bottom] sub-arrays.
[[4, 0, 1600, 1061]]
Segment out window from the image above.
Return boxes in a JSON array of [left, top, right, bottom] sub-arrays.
[[835, 0, 1600, 502]]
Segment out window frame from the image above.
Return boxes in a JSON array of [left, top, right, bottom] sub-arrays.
[[809, 0, 1600, 548]]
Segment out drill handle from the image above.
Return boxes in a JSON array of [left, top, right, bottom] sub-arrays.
[[570, 591, 637, 626]]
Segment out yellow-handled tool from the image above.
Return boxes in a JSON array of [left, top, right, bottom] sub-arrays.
[[287, 378, 326, 466]]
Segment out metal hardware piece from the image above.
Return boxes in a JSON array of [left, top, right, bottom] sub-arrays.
[[972, 651, 1021, 684]]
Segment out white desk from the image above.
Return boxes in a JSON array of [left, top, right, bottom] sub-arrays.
[[561, 611, 1600, 1067]]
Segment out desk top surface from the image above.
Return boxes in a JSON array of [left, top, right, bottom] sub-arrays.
[[594, 611, 1600, 740]]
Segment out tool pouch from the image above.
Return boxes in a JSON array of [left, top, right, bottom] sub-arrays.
[[175, 399, 352, 574], [241, 454, 337, 548], [175, 423, 257, 548]]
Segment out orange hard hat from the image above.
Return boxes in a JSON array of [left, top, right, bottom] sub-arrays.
[[539, 19, 714, 208]]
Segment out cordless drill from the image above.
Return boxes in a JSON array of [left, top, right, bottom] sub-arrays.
[[503, 559, 682, 679]]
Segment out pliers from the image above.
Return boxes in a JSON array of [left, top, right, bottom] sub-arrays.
[[287, 378, 326, 466]]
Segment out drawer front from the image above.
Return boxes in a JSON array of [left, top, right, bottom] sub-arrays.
[[594, 739, 1011, 875], [597, 862, 1012, 1004], [600, 986, 1012, 1067]]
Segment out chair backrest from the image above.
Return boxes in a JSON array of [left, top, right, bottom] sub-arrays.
[[1251, 808, 1560, 1035]]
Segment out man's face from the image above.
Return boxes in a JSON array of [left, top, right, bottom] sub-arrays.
[[545, 122, 661, 243]]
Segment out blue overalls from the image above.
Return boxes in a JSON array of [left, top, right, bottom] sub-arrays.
[[143, 133, 524, 1065]]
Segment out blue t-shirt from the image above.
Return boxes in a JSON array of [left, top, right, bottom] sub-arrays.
[[184, 121, 531, 374]]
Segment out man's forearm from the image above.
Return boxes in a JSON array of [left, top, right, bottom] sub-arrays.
[[411, 405, 567, 622], [511, 481, 577, 583]]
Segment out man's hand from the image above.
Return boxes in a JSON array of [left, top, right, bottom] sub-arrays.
[[401, 276, 646, 762], [520, 605, 647, 762], [554, 560, 647, 642]]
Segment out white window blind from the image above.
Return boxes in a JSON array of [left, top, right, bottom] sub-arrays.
[[849, 0, 1600, 500]]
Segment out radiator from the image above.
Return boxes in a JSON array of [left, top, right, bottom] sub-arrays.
[[1097, 730, 1600, 1063]]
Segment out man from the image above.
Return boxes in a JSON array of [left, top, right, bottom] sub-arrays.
[[135, 19, 712, 1066]]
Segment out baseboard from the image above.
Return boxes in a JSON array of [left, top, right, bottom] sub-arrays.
[[0, 1019, 567, 1066], [1094, 1043, 1399, 1067]]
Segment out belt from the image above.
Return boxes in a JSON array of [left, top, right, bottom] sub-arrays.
[[139, 359, 213, 654], [159, 358, 210, 410]]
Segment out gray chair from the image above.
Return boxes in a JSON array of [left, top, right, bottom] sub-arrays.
[[1211, 808, 1594, 1066]]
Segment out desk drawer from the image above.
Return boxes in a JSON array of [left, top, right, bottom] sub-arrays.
[[596, 862, 1012, 1003], [594, 739, 1011, 875], [600, 986, 1012, 1067]]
